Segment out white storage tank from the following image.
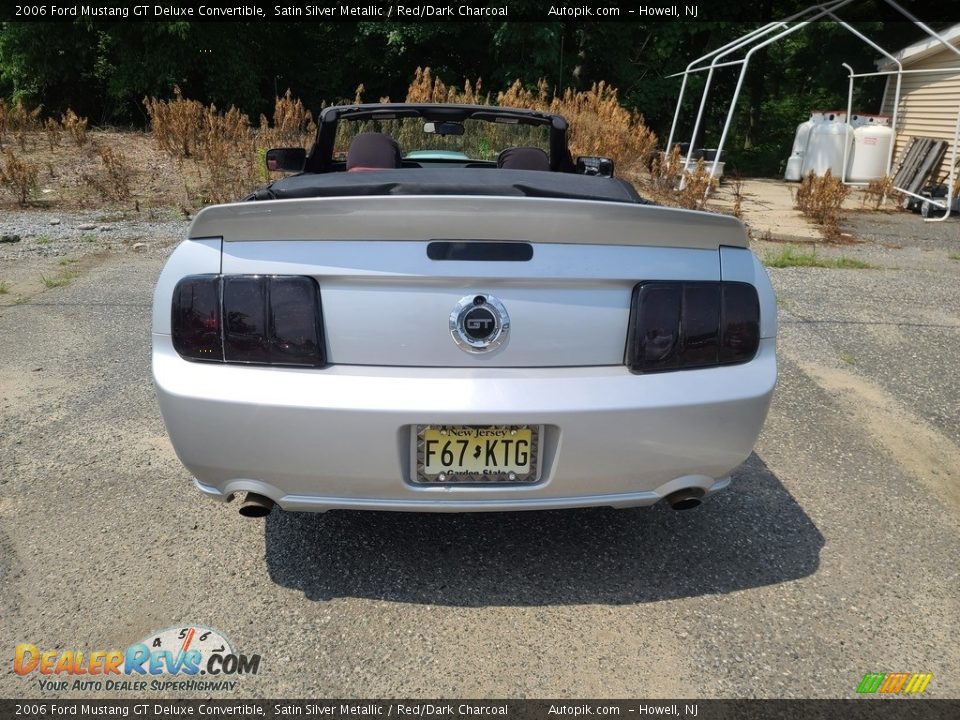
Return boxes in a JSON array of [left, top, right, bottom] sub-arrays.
[[785, 111, 824, 181], [847, 115, 894, 182], [850, 114, 868, 129], [802, 111, 853, 177], [792, 112, 824, 153]]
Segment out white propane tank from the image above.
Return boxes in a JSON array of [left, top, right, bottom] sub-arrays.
[[847, 115, 894, 182], [802, 111, 853, 177], [785, 111, 824, 181], [792, 112, 824, 153], [784, 156, 805, 181]]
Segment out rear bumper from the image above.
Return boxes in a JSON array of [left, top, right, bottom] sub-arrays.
[[153, 335, 776, 512]]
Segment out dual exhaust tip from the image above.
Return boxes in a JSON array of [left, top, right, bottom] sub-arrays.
[[238, 492, 274, 518], [664, 488, 704, 511], [236, 488, 704, 516]]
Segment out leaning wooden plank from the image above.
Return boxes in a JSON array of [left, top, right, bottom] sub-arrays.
[[891, 137, 916, 179], [907, 141, 947, 196], [893, 138, 922, 187], [902, 138, 933, 187], [893, 138, 926, 205]]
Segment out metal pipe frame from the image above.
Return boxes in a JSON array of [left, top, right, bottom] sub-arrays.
[[848, 67, 960, 78], [678, 25, 796, 179], [866, 5, 959, 220], [844, 66, 958, 219], [665, 0, 853, 181], [703, 2, 858, 190], [665, 0, 851, 149], [842, 63, 856, 183], [922, 104, 959, 223], [831, 17, 903, 181], [665, 59, 749, 78], [882, 0, 960, 60], [707, 4, 895, 190], [663, 0, 960, 212], [664, 19, 790, 151]]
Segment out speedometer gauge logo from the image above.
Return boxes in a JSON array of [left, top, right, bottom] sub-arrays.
[[450, 294, 510, 353], [142, 625, 234, 661]]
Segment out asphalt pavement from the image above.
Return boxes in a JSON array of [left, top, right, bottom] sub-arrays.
[[1, 222, 958, 698]]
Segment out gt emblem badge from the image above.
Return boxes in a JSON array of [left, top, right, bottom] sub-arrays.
[[450, 294, 510, 353]]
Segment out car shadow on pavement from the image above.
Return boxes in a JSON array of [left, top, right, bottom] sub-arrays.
[[264, 453, 823, 606]]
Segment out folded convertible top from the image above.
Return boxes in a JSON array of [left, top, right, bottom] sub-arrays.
[[245, 168, 648, 204]]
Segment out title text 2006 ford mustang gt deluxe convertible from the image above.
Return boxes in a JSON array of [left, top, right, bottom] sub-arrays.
[[152, 103, 777, 516]]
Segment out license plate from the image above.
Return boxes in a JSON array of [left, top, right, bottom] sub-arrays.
[[414, 425, 540, 484]]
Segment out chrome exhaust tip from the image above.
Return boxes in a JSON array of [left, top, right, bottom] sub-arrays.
[[664, 488, 705, 511], [238, 492, 275, 518]]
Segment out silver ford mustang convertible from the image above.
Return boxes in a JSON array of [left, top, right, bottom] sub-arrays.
[[152, 103, 777, 517]]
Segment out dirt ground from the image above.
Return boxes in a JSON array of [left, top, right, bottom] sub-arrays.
[[4, 130, 186, 210]]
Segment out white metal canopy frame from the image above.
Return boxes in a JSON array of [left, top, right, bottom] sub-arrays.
[[665, 0, 960, 222]]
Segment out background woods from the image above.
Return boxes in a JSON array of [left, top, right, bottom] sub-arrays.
[[0, 10, 946, 175]]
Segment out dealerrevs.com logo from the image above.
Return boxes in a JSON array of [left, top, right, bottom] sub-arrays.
[[15, 625, 261, 692]]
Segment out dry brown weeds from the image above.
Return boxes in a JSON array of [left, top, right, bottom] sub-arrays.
[[729, 172, 745, 219], [860, 175, 898, 211], [0, 149, 39, 205], [399, 67, 658, 176], [677, 159, 719, 210], [61, 109, 88, 147], [645, 146, 719, 210], [143, 86, 324, 204], [82, 145, 133, 201], [258, 90, 316, 149], [44, 118, 62, 150], [796, 170, 851, 241], [0, 100, 8, 150]]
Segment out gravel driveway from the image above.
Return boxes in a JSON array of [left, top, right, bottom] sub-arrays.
[[1, 210, 958, 699]]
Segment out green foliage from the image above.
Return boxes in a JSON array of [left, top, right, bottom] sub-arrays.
[[764, 246, 876, 269], [255, 146, 269, 184], [0, 17, 939, 176], [40, 267, 80, 288]]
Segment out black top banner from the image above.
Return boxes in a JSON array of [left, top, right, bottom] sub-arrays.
[[3, 699, 960, 720], [2, 0, 959, 23]]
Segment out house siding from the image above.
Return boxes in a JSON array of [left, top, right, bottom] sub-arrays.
[[881, 44, 960, 182]]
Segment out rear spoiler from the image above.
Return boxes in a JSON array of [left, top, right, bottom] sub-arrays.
[[188, 195, 749, 250]]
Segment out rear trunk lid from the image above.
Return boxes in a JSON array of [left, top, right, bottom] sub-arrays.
[[194, 196, 745, 368]]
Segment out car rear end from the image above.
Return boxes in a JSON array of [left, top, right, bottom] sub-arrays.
[[152, 195, 776, 514]]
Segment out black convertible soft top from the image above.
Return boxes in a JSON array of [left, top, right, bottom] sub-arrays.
[[246, 168, 647, 204]]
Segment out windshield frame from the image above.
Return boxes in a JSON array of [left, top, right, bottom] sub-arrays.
[[332, 116, 552, 164], [306, 103, 573, 173]]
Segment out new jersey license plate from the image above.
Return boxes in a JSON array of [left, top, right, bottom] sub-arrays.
[[414, 425, 541, 484]]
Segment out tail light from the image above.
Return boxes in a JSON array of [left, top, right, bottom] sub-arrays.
[[626, 281, 759, 374], [172, 275, 325, 367], [171, 276, 221, 361]]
